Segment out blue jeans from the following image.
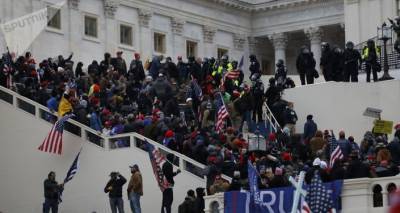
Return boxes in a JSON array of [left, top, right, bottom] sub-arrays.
[[43, 198, 58, 213], [239, 110, 252, 133], [129, 192, 142, 213], [109, 197, 124, 213]]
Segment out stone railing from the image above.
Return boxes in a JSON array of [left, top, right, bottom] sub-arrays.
[[204, 175, 400, 213], [0, 86, 232, 182]]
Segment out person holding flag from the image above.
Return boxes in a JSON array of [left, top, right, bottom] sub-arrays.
[[161, 153, 181, 213], [144, 140, 181, 213], [43, 171, 64, 213]]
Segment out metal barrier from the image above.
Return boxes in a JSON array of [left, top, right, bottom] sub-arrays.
[[0, 85, 232, 182]]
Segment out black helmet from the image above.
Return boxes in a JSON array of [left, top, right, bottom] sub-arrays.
[[321, 42, 330, 51], [249, 54, 256, 60], [346, 41, 354, 50], [276, 59, 284, 67]]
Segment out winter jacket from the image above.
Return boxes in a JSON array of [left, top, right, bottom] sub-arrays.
[[44, 179, 62, 200], [104, 175, 127, 198], [296, 53, 316, 75], [90, 112, 102, 131], [303, 120, 317, 142], [127, 171, 143, 196], [388, 137, 400, 165], [178, 197, 196, 213]]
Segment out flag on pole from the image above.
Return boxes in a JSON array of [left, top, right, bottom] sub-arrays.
[[59, 148, 82, 202], [215, 92, 228, 132], [64, 149, 82, 183], [38, 113, 74, 155], [145, 140, 170, 192], [305, 172, 334, 213], [238, 55, 244, 70], [329, 133, 343, 168]]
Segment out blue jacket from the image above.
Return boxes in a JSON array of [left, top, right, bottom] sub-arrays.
[[149, 57, 160, 79], [90, 112, 102, 131], [303, 120, 317, 141], [337, 139, 351, 158], [47, 97, 58, 112]]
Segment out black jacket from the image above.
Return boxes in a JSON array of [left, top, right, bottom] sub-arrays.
[[162, 161, 179, 186], [104, 175, 127, 198], [44, 179, 62, 200], [178, 197, 196, 213], [129, 59, 145, 82], [296, 53, 316, 75]]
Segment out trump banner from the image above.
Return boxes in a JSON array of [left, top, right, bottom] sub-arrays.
[[224, 180, 343, 213]]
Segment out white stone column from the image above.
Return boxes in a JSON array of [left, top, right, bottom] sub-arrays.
[[233, 33, 246, 60], [104, 0, 120, 54], [171, 17, 185, 59], [269, 32, 288, 66], [138, 9, 152, 60], [305, 27, 322, 72], [203, 25, 217, 58], [68, 0, 81, 59]]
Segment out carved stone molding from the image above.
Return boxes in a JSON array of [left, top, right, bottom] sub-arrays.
[[68, 0, 80, 10], [269, 32, 288, 50], [104, 0, 120, 19], [248, 36, 258, 54], [203, 25, 217, 43], [304, 27, 322, 44], [171, 17, 185, 35], [233, 34, 246, 50], [138, 9, 153, 28]]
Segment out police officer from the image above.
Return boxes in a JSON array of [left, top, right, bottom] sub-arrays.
[[250, 73, 264, 123], [344, 41, 362, 82], [296, 46, 316, 85], [249, 54, 261, 79], [362, 39, 381, 82], [331, 46, 344, 82], [274, 59, 287, 88], [212, 55, 232, 87], [320, 42, 334, 81]]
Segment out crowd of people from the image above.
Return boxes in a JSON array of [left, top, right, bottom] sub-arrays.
[[1, 44, 399, 212]]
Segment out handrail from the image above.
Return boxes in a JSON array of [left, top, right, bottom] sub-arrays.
[[0, 85, 232, 182], [263, 102, 281, 133]]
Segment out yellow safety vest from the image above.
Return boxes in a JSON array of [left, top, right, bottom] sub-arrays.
[[212, 63, 233, 76], [362, 45, 381, 60]]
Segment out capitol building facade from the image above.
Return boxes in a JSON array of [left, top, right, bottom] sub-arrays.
[[0, 0, 398, 74]]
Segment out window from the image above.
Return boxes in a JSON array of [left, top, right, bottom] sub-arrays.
[[186, 40, 198, 58], [154, 33, 166, 53], [217, 48, 228, 59], [120, 24, 133, 46], [47, 6, 61, 29], [84, 15, 98, 38]]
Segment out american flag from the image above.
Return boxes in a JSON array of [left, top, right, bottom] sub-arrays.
[[305, 172, 334, 213], [38, 114, 74, 155], [215, 92, 228, 132], [329, 133, 343, 168], [300, 200, 311, 213], [146, 141, 170, 192]]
